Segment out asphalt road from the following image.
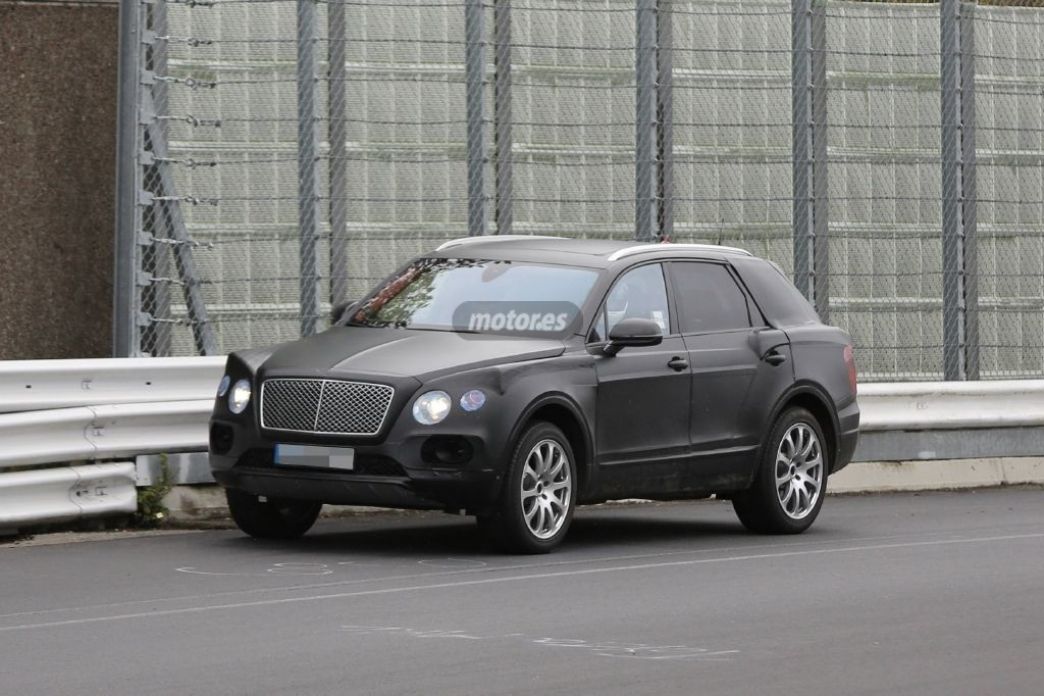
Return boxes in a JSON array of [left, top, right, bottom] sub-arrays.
[[2, 489, 1043, 696]]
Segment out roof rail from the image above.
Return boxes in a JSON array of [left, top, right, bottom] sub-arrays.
[[606, 243, 752, 262], [435, 235, 564, 252]]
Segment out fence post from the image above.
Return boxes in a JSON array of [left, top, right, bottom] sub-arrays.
[[961, 2, 979, 380], [328, 0, 349, 308], [493, 0, 513, 236], [297, 0, 321, 336], [147, 0, 172, 356], [635, 0, 658, 242], [656, 0, 674, 243], [940, 0, 977, 380], [792, 0, 829, 319], [465, 0, 488, 237], [114, 0, 143, 357]]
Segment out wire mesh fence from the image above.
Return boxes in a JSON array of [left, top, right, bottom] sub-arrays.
[[118, 0, 1044, 382]]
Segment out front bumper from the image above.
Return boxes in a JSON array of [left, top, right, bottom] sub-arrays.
[[209, 417, 504, 513]]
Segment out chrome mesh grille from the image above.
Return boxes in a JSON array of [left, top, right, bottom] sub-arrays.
[[261, 379, 394, 436]]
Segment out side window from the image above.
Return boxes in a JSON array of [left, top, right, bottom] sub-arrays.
[[670, 262, 752, 334], [591, 264, 670, 341]]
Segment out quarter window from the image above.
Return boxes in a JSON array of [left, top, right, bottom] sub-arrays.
[[670, 262, 751, 334]]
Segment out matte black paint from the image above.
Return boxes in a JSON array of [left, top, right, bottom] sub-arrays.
[[210, 239, 859, 517]]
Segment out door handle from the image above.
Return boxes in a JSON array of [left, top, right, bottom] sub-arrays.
[[764, 351, 787, 366], [667, 357, 689, 371]]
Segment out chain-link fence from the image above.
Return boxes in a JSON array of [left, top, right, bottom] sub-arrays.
[[115, 0, 1044, 382]]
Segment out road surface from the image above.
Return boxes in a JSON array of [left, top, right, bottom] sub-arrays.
[[1, 489, 1042, 695]]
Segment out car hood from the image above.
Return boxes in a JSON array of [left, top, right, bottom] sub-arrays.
[[256, 326, 567, 381]]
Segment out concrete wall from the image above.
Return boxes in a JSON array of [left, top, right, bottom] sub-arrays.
[[0, 0, 118, 359]]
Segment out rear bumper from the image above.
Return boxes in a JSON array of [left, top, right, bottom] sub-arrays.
[[833, 399, 861, 474]]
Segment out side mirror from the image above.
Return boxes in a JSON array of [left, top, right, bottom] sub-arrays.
[[604, 317, 663, 356], [331, 300, 357, 324]]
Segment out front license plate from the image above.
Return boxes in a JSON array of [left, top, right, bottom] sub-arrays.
[[274, 444, 355, 471]]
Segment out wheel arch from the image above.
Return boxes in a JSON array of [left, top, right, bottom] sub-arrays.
[[766, 382, 841, 474], [509, 393, 594, 498]]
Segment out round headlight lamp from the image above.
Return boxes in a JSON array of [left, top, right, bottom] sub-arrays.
[[228, 379, 252, 414], [412, 390, 452, 425], [216, 374, 231, 398], [460, 389, 486, 412]]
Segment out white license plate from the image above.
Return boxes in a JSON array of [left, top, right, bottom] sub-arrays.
[[274, 444, 355, 471]]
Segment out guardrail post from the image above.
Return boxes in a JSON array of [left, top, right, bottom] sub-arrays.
[[792, 0, 829, 320], [465, 0, 489, 237], [297, 0, 321, 335], [940, 0, 978, 380]]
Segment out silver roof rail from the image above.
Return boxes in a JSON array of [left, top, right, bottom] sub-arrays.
[[435, 235, 564, 252], [606, 243, 752, 262]]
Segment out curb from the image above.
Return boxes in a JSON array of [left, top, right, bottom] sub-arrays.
[[161, 456, 1044, 521]]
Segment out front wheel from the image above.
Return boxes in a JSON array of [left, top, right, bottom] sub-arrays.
[[485, 422, 577, 554], [732, 407, 828, 534], [226, 489, 322, 540]]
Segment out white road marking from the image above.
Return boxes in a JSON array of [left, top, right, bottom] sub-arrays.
[[0, 528, 988, 623], [338, 625, 739, 661], [1, 531, 1042, 633]]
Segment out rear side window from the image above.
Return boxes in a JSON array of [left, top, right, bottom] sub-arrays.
[[669, 262, 751, 334], [730, 257, 820, 327]]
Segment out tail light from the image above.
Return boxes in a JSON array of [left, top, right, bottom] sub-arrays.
[[843, 344, 858, 395]]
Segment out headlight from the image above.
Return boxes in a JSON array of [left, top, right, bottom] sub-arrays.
[[228, 379, 252, 414], [459, 389, 486, 412], [216, 374, 231, 398], [412, 390, 452, 425]]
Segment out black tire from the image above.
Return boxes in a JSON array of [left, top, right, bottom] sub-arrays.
[[226, 489, 323, 540], [732, 407, 829, 534], [485, 422, 577, 554]]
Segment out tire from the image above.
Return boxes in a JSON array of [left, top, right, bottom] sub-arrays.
[[226, 489, 323, 540], [485, 422, 577, 554], [732, 407, 829, 534]]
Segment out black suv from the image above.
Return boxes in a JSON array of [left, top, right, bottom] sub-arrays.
[[209, 237, 859, 553]]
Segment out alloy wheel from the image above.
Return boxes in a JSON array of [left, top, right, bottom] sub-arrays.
[[519, 439, 572, 540], [774, 422, 824, 520]]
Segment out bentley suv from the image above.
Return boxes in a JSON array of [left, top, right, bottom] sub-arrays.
[[209, 237, 860, 553]]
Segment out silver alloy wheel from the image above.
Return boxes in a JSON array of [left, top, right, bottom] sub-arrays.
[[520, 439, 572, 540], [774, 422, 824, 520]]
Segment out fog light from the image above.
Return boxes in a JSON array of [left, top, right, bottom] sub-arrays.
[[209, 423, 234, 455]]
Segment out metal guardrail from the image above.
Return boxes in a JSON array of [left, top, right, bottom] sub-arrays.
[[0, 464, 138, 530], [0, 357, 1042, 531], [0, 357, 225, 414], [0, 358, 224, 531]]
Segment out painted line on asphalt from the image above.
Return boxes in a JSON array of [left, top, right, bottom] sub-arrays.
[[2, 531, 1042, 633], [0, 528, 978, 622]]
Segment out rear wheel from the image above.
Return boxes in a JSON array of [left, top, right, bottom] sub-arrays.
[[226, 489, 322, 540], [484, 422, 576, 554], [732, 407, 828, 534]]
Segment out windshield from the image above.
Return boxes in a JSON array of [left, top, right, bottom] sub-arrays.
[[347, 258, 599, 335]]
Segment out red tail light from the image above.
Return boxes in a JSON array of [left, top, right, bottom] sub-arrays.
[[843, 344, 858, 395]]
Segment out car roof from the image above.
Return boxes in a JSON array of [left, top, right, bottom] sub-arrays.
[[430, 235, 752, 268]]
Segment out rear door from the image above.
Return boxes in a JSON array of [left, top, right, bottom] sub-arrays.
[[667, 261, 792, 489]]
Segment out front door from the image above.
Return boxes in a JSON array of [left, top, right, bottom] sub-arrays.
[[590, 263, 692, 496]]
